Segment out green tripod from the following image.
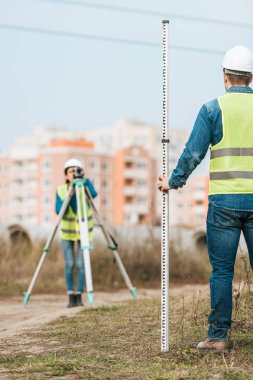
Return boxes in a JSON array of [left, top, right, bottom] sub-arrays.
[[24, 178, 137, 305]]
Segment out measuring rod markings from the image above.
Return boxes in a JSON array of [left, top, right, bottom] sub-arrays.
[[161, 20, 169, 352]]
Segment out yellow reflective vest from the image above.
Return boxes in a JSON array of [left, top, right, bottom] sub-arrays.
[[209, 92, 253, 195], [57, 184, 94, 241]]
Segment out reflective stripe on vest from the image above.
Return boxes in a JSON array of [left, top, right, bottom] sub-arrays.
[[209, 92, 253, 195], [57, 184, 94, 241]]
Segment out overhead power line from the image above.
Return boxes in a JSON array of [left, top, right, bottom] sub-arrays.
[[0, 23, 224, 55], [34, 0, 253, 29]]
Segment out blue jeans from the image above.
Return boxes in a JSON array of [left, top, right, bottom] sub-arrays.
[[206, 202, 253, 340], [61, 240, 85, 293]]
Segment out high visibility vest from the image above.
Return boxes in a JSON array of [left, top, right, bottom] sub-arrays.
[[209, 92, 253, 195], [57, 184, 94, 241]]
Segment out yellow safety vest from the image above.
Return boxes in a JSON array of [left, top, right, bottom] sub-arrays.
[[57, 184, 94, 241], [209, 92, 253, 195]]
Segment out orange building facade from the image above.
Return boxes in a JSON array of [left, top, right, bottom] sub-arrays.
[[112, 146, 156, 225]]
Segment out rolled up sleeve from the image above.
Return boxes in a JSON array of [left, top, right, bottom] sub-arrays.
[[169, 104, 212, 189]]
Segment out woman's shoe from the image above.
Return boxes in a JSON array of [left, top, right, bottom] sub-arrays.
[[75, 293, 84, 306], [67, 293, 77, 308]]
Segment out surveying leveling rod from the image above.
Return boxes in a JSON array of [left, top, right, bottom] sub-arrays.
[[161, 20, 170, 352], [23, 186, 74, 305]]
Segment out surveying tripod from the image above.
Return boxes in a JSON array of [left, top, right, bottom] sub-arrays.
[[24, 178, 137, 305]]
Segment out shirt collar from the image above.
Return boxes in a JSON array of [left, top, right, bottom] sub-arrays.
[[227, 86, 253, 93]]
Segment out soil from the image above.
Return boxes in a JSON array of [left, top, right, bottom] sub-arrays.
[[0, 284, 209, 356]]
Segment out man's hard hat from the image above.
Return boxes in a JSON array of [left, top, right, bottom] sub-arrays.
[[64, 158, 84, 171], [222, 45, 253, 73]]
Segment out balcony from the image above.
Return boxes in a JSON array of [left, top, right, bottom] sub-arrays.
[[193, 190, 206, 200], [124, 169, 137, 177], [123, 204, 148, 214], [123, 186, 136, 196], [124, 169, 147, 178]]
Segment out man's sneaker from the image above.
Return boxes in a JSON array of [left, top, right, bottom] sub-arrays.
[[75, 293, 84, 307], [67, 293, 77, 308], [196, 339, 228, 352]]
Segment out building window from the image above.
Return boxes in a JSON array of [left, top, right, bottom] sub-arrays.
[[43, 213, 52, 222], [41, 158, 52, 172], [42, 176, 52, 189], [101, 197, 111, 208], [136, 160, 147, 169], [125, 161, 134, 169], [27, 196, 36, 206], [125, 178, 134, 186], [43, 196, 51, 206], [136, 179, 146, 187], [137, 196, 146, 205], [101, 178, 111, 191], [27, 178, 36, 188], [101, 160, 111, 173], [13, 196, 22, 205], [13, 160, 22, 168], [125, 196, 134, 204], [88, 158, 99, 173]]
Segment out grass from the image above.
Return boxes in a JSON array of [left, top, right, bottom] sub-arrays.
[[1, 224, 251, 296], [0, 288, 252, 379]]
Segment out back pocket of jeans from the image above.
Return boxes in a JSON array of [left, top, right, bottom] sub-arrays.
[[207, 203, 236, 227]]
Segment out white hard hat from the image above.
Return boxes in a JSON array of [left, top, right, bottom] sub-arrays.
[[64, 158, 84, 171], [222, 45, 253, 73]]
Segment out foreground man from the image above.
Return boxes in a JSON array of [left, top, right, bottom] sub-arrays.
[[157, 46, 253, 351]]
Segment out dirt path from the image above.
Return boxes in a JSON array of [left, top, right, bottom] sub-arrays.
[[0, 284, 210, 365], [0, 284, 208, 343]]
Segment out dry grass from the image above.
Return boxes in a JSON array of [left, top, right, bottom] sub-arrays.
[[0, 285, 252, 379], [0, 227, 250, 296]]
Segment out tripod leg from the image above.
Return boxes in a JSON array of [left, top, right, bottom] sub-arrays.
[[86, 188, 137, 300], [76, 183, 94, 304], [24, 186, 73, 305]]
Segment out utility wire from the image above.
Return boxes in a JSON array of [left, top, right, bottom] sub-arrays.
[[34, 0, 253, 29], [0, 23, 224, 55]]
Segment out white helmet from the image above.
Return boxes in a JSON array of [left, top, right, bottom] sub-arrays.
[[222, 45, 253, 73], [64, 158, 84, 172]]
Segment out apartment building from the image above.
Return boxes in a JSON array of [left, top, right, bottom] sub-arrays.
[[0, 125, 157, 228], [169, 176, 209, 227], [0, 122, 209, 229], [85, 118, 161, 158], [84, 118, 192, 221], [113, 146, 156, 225], [0, 127, 113, 226]]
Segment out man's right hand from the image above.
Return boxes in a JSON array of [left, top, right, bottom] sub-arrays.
[[157, 175, 171, 192]]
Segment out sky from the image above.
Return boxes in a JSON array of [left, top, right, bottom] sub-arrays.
[[0, 0, 253, 152]]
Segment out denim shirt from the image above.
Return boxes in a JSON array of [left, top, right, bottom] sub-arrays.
[[169, 86, 253, 211]]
